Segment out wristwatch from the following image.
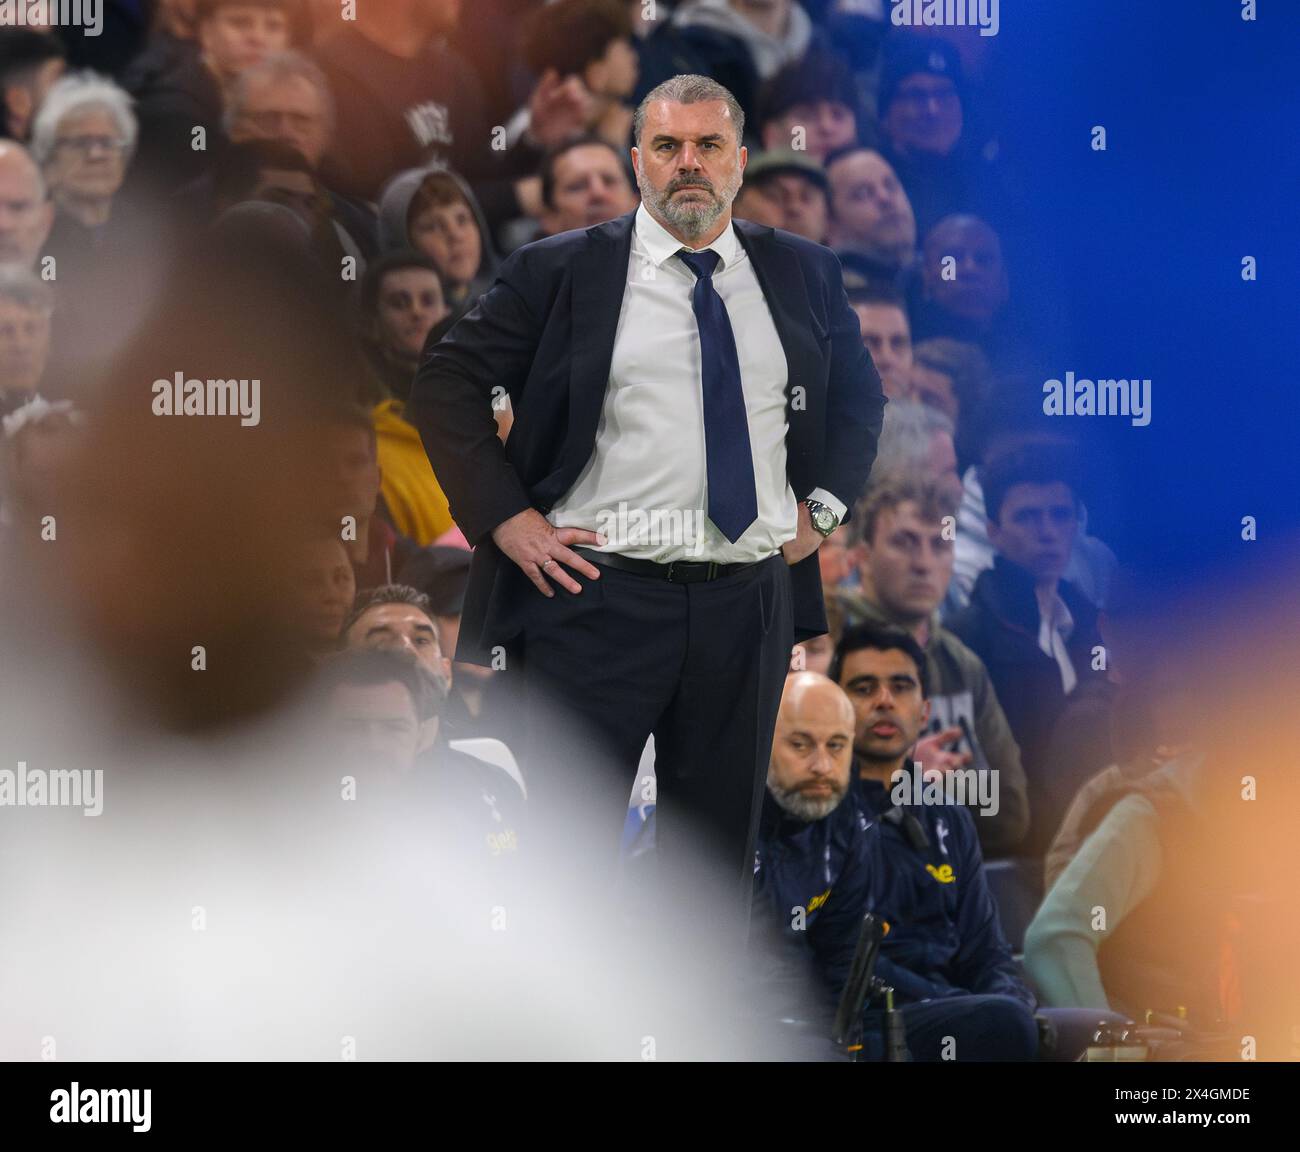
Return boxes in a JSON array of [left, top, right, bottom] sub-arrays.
[[804, 499, 839, 538]]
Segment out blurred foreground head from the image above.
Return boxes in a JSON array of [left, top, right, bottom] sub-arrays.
[[49, 224, 367, 733]]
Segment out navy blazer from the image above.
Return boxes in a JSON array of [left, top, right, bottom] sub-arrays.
[[407, 211, 886, 665]]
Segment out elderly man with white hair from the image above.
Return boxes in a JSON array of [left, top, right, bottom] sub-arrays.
[[29, 72, 171, 392], [31, 71, 137, 245]]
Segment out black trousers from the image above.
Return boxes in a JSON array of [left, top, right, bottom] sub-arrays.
[[860, 995, 1039, 1062], [514, 552, 795, 941]]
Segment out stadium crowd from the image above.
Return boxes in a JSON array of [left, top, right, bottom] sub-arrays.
[[0, 0, 1290, 1062]]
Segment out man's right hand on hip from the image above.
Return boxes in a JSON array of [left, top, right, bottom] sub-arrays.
[[491, 508, 605, 597]]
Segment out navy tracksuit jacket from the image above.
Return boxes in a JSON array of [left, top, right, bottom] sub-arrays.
[[851, 765, 1034, 1012], [751, 787, 876, 1015], [753, 762, 1033, 1013]]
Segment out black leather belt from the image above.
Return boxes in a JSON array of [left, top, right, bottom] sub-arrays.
[[572, 546, 760, 583]]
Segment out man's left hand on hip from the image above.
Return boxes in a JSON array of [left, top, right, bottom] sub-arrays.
[[781, 501, 826, 566]]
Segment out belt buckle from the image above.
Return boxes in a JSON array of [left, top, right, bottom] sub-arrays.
[[666, 559, 721, 582]]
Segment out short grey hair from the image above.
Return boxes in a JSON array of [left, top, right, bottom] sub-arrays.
[[875, 400, 955, 474], [223, 50, 335, 139], [29, 72, 137, 167], [633, 73, 745, 148]]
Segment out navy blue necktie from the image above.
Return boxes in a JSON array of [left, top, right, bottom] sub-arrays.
[[678, 248, 758, 544]]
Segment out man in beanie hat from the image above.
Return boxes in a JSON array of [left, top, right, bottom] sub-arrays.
[[876, 35, 1004, 235], [879, 35, 967, 160]]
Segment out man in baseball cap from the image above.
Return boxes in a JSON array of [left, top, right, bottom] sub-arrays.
[[734, 149, 830, 243]]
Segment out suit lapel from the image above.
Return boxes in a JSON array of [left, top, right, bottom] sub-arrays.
[[558, 213, 636, 490], [735, 220, 826, 495]]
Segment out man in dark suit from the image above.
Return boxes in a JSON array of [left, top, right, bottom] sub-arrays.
[[409, 74, 885, 938]]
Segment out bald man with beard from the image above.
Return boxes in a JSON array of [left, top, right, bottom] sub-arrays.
[[751, 672, 875, 1032]]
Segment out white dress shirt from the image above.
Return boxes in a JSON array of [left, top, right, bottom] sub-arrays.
[[549, 203, 844, 563], [1037, 587, 1079, 695]]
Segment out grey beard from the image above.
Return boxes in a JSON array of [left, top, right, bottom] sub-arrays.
[[767, 778, 846, 823], [637, 167, 741, 240]]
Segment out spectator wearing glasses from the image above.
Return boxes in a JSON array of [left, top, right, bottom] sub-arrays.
[[223, 50, 378, 265], [31, 73, 136, 251], [128, 0, 295, 190], [29, 80, 161, 396], [876, 36, 1006, 238]]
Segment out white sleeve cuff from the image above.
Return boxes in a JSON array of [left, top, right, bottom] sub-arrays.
[[807, 488, 847, 525]]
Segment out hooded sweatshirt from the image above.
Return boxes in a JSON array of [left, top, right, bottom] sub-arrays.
[[372, 398, 455, 547], [376, 167, 500, 308]]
